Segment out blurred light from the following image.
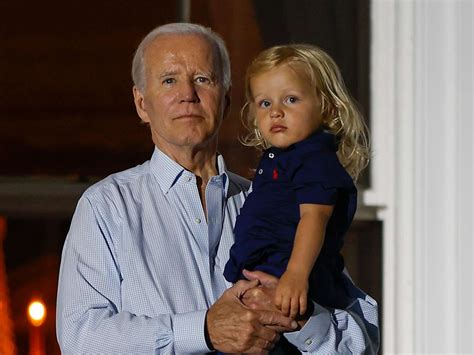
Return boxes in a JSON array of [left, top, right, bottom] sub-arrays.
[[27, 300, 46, 327]]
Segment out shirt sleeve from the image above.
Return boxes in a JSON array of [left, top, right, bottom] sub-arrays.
[[283, 269, 380, 354], [295, 183, 339, 205], [56, 196, 211, 354], [291, 152, 353, 205]]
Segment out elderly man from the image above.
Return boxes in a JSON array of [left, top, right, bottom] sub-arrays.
[[56, 23, 379, 353]]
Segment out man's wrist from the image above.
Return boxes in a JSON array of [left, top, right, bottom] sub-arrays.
[[204, 311, 215, 351], [284, 302, 332, 352], [173, 310, 210, 353]]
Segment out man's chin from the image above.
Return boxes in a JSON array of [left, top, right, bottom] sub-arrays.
[[153, 134, 218, 152]]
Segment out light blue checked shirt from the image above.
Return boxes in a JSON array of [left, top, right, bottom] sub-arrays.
[[57, 147, 379, 354]]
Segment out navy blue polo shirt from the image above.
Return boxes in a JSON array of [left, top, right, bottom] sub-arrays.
[[224, 130, 357, 302]]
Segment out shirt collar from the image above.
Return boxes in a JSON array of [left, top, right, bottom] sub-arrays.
[[150, 146, 229, 195], [267, 129, 337, 156]]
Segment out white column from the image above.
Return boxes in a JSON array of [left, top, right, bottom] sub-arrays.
[[368, 0, 473, 353]]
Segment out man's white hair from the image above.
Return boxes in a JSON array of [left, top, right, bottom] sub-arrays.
[[131, 23, 231, 91]]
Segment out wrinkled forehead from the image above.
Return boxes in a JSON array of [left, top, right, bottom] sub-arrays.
[[144, 33, 220, 74]]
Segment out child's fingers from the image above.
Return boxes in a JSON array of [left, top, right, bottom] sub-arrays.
[[289, 297, 299, 319], [299, 295, 307, 316], [274, 293, 282, 310], [280, 295, 291, 317]]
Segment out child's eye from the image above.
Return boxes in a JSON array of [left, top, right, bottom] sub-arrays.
[[285, 96, 298, 104], [258, 100, 271, 108]]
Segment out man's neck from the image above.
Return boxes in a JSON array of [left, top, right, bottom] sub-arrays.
[[157, 143, 220, 219], [155, 143, 219, 184]]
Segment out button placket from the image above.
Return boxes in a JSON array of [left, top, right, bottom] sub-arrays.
[[183, 174, 203, 225]]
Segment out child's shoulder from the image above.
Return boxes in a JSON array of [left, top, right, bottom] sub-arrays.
[[293, 149, 353, 186]]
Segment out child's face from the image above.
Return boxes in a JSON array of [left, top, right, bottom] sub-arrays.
[[250, 63, 323, 149]]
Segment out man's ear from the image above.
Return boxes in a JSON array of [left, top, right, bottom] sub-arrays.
[[223, 87, 231, 119], [133, 86, 150, 124]]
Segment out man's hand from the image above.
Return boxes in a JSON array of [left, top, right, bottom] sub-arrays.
[[241, 270, 279, 312], [242, 269, 312, 328], [206, 279, 297, 353]]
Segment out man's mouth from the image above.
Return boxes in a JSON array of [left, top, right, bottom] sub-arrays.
[[173, 114, 203, 120]]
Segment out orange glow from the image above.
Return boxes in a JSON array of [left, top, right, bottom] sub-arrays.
[[27, 300, 46, 327], [0, 216, 16, 355]]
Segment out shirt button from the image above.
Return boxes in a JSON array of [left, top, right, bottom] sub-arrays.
[[258, 169, 263, 174], [268, 152, 275, 158], [195, 218, 201, 224], [187, 176, 192, 182], [305, 338, 313, 346]]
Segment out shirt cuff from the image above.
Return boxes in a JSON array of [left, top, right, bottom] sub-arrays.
[[173, 310, 211, 353], [284, 302, 331, 352]]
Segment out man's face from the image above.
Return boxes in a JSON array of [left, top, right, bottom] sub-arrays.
[[133, 34, 230, 154]]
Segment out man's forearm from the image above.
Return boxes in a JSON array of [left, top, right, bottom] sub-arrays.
[[57, 297, 212, 353], [57, 197, 212, 354]]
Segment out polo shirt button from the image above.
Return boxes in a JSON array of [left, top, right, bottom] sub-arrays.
[[258, 169, 263, 174], [187, 176, 192, 182], [268, 152, 275, 158], [305, 338, 313, 346], [195, 218, 201, 224]]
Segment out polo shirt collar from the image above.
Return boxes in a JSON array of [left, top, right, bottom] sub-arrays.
[[150, 146, 229, 194], [267, 129, 337, 156]]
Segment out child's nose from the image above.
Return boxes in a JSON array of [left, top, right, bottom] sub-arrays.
[[270, 105, 283, 118]]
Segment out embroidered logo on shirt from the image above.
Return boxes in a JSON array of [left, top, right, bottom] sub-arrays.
[[272, 168, 279, 180]]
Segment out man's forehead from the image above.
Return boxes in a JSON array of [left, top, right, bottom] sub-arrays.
[[145, 33, 219, 72], [148, 33, 214, 58]]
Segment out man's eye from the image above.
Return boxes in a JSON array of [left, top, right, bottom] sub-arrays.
[[195, 76, 210, 84], [285, 96, 298, 104], [258, 100, 271, 108], [162, 78, 175, 85]]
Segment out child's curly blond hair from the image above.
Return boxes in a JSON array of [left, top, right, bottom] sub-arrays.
[[241, 44, 370, 181]]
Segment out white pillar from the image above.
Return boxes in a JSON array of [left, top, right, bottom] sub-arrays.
[[368, 0, 473, 353]]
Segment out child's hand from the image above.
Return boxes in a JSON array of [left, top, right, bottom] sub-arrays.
[[274, 270, 308, 319]]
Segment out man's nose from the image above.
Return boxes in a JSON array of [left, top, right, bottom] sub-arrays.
[[179, 81, 200, 103]]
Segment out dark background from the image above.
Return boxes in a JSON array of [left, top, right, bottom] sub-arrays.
[[0, 1, 380, 353]]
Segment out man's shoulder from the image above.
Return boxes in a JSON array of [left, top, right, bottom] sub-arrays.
[[83, 160, 152, 201]]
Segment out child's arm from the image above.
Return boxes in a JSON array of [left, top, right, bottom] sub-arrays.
[[275, 203, 334, 318]]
